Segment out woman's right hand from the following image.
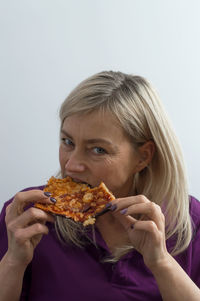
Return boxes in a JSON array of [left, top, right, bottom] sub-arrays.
[[5, 190, 55, 268]]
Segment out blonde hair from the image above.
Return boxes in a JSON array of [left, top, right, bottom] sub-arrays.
[[55, 71, 192, 260]]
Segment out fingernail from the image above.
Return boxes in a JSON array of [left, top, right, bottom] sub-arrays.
[[120, 208, 127, 215], [131, 224, 134, 229], [44, 192, 51, 197], [105, 203, 112, 209], [50, 197, 57, 203], [110, 204, 117, 211]]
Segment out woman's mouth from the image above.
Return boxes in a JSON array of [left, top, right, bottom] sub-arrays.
[[70, 177, 93, 188]]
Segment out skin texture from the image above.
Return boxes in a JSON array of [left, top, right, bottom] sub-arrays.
[[5, 191, 55, 266], [59, 110, 153, 198]]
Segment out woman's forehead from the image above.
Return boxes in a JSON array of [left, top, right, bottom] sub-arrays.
[[63, 110, 118, 128], [61, 111, 127, 141]]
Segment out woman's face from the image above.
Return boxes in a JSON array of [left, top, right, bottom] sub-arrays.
[[59, 110, 141, 198]]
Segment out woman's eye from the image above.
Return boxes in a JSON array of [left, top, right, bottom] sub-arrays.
[[93, 147, 107, 155], [61, 138, 74, 146]]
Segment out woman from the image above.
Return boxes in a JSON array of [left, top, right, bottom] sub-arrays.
[[0, 71, 200, 301]]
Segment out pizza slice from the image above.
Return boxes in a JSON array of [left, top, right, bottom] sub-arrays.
[[35, 176, 115, 226]]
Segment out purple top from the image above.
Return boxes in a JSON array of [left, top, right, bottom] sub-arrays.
[[1, 186, 200, 301]]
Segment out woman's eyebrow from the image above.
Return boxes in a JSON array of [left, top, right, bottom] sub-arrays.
[[61, 129, 116, 147], [60, 129, 72, 138], [86, 138, 113, 145]]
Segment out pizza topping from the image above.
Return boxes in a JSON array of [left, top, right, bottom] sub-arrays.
[[35, 176, 115, 226]]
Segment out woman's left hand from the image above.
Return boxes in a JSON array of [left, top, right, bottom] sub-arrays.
[[110, 195, 169, 271]]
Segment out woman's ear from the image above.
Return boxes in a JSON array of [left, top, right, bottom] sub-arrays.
[[135, 141, 155, 172]]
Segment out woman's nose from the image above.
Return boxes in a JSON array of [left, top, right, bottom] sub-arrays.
[[64, 153, 86, 173]]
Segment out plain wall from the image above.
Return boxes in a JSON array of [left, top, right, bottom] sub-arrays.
[[0, 0, 200, 209]]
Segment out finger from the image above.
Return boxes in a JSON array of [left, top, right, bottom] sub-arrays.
[[112, 211, 137, 232], [110, 195, 150, 212], [9, 190, 54, 217], [131, 220, 165, 244], [7, 207, 55, 230], [119, 202, 165, 232], [114, 212, 160, 241], [14, 223, 49, 244], [133, 220, 158, 233]]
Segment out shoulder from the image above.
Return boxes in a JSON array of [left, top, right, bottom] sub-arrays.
[[189, 195, 200, 230], [188, 196, 200, 257], [187, 196, 200, 286]]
